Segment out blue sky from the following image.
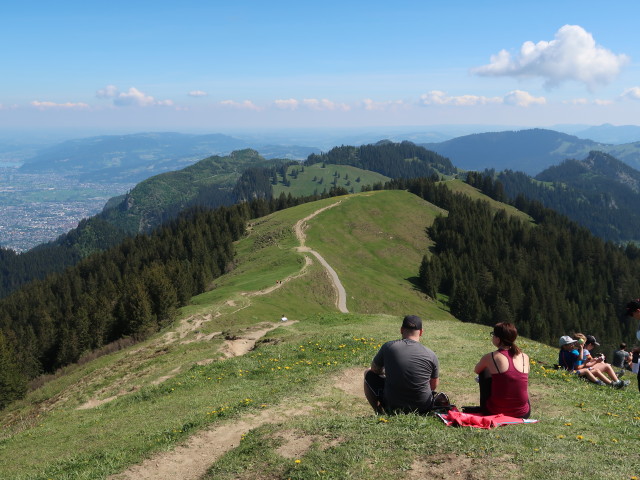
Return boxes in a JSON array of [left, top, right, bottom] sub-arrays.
[[2, 0, 639, 132]]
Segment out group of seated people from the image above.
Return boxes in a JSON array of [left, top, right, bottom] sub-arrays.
[[558, 333, 630, 388], [364, 315, 634, 421], [364, 317, 532, 419]]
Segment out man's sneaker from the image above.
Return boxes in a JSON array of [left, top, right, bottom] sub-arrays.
[[433, 392, 451, 408], [595, 380, 606, 386], [610, 380, 629, 389], [616, 369, 625, 377]]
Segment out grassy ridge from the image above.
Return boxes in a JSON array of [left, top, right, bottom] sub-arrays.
[[0, 189, 638, 479], [273, 163, 390, 197]]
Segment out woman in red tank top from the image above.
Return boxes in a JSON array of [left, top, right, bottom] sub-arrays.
[[474, 322, 530, 418]]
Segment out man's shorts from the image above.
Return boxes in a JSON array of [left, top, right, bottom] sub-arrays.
[[364, 370, 385, 401]]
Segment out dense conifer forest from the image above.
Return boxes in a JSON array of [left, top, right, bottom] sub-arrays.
[[3, 141, 640, 410], [0, 188, 346, 408], [305, 141, 457, 178], [410, 174, 640, 351], [492, 151, 640, 243]]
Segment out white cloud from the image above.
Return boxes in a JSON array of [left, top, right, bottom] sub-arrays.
[[96, 85, 173, 107], [419, 90, 502, 106], [113, 87, 157, 107], [274, 98, 299, 110], [96, 85, 119, 99], [502, 90, 546, 107], [220, 99, 261, 111], [188, 90, 208, 97], [620, 87, 640, 101], [472, 25, 629, 90], [30, 101, 90, 110], [563, 98, 589, 105], [419, 90, 544, 108], [302, 98, 351, 111], [362, 98, 405, 111], [562, 97, 612, 106]]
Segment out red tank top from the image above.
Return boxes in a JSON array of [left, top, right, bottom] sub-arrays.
[[486, 349, 529, 418]]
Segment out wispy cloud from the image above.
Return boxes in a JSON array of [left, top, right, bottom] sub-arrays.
[[563, 98, 589, 105], [419, 91, 502, 106], [219, 99, 261, 110], [620, 87, 640, 101], [472, 25, 629, 91], [188, 90, 208, 97], [563, 97, 613, 106], [96, 85, 173, 107], [274, 98, 300, 110], [30, 101, 90, 110], [361, 98, 406, 111], [502, 90, 546, 107], [302, 98, 350, 111], [272, 98, 351, 111], [419, 90, 545, 107]]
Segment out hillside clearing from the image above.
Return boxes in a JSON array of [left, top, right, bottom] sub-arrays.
[[0, 189, 638, 480]]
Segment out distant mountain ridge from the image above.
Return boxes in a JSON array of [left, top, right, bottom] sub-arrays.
[[100, 149, 279, 234], [422, 128, 640, 175], [18, 132, 321, 183], [536, 150, 640, 193], [0, 141, 451, 298], [422, 129, 607, 175], [573, 123, 640, 144], [491, 151, 640, 242]]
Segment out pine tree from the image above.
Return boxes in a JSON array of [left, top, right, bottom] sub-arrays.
[[0, 331, 26, 409]]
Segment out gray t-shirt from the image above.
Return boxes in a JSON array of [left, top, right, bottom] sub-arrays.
[[612, 349, 629, 368], [373, 338, 439, 413]]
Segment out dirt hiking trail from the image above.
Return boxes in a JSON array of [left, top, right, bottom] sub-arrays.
[[294, 201, 349, 313], [108, 202, 355, 479]]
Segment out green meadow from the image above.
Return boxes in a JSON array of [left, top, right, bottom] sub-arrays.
[[0, 188, 638, 480], [272, 163, 390, 197]]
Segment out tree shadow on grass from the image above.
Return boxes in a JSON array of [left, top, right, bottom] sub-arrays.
[[406, 276, 424, 292]]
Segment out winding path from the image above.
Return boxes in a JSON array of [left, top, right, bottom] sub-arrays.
[[108, 202, 351, 480], [294, 201, 349, 313]]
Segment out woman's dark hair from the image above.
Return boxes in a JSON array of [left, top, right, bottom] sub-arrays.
[[493, 322, 521, 356]]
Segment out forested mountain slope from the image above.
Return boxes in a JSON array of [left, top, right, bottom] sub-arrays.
[[0, 142, 452, 299], [1, 188, 638, 479], [492, 151, 640, 242], [304, 140, 457, 178], [422, 128, 640, 175], [18, 132, 320, 183]]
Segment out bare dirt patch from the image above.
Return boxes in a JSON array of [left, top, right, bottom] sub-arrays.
[[333, 366, 365, 398], [407, 453, 522, 480], [219, 322, 295, 359], [108, 405, 315, 480], [274, 429, 343, 459]]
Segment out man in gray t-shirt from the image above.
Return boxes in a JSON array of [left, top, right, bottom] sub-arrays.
[[364, 315, 439, 414]]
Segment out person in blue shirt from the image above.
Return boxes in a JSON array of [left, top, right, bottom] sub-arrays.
[[558, 335, 606, 385]]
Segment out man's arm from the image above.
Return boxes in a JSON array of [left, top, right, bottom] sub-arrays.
[[430, 377, 439, 391], [370, 361, 384, 375]]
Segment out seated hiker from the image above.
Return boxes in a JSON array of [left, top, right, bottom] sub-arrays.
[[558, 335, 612, 386], [626, 299, 640, 393], [632, 346, 640, 375], [612, 342, 632, 372], [473, 322, 530, 419], [364, 315, 440, 414], [579, 334, 628, 388]]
